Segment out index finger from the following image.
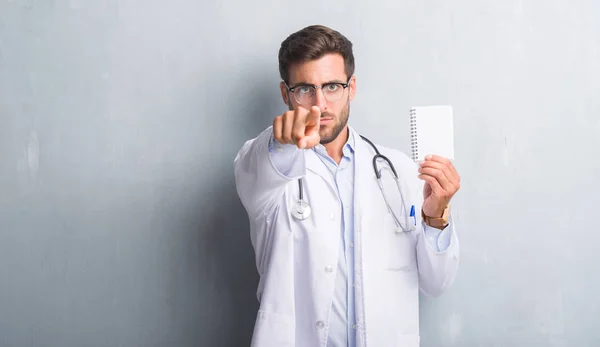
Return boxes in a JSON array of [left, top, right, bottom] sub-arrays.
[[305, 106, 321, 126], [425, 154, 458, 177], [425, 154, 452, 165]]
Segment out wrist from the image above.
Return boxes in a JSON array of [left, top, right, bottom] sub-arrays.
[[422, 204, 450, 229]]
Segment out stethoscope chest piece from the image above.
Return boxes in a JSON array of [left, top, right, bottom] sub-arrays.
[[292, 200, 311, 220]]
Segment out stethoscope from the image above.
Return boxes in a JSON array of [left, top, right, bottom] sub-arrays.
[[292, 135, 416, 232], [291, 179, 312, 220]]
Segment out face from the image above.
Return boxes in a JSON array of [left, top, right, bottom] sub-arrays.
[[280, 53, 356, 145]]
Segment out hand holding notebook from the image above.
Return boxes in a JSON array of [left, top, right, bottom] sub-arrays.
[[410, 105, 459, 220]]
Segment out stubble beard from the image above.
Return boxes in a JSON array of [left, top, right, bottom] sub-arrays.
[[319, 100, 350, 145]]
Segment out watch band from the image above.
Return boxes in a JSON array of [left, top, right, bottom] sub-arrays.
[[422, 205, 450, 229]]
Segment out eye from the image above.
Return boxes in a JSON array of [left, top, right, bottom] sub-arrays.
[[297, 86, 313, 95], [324, 84, 341, 92]]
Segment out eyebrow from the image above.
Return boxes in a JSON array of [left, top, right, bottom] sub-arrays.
[[290, 79, 347, 87]]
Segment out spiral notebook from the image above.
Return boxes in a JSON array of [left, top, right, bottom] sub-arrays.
[[410, 105, 454, 162]]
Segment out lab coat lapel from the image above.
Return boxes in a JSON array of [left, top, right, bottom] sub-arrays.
[[352, 129, 378, 225]]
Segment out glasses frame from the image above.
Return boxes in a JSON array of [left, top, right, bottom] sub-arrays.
[[283, 76, 352, 105]]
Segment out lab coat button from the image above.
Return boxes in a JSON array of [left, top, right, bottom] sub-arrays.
[[352, 324, 357, 329], [349, 241, 354, 248], [316, 321, 325, 329], [325, 266, 333, 273], [329, 213, 335, 220]]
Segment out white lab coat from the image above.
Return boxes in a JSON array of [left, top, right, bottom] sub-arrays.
[[234, 126, 459, 347]]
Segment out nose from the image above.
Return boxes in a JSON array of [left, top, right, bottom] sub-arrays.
[[313, 88, 328, 111]]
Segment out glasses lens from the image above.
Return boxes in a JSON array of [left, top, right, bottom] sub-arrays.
[[293, 86, 314, 105], [323, 84, 344, 102]]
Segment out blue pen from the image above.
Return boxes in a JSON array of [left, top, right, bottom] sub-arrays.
[[409, 205, 416, 225]]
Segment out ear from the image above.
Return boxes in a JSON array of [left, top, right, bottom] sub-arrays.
[[280, 81, 290, 106], [348, 75, 357, 101]]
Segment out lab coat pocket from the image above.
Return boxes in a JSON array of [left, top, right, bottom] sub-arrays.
[[382, 213, 417, 272], [251, 310, 295, 347], [396, 334, 420, 346]]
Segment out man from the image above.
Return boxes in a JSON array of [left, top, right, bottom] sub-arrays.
[[234, 25, 460, 347]]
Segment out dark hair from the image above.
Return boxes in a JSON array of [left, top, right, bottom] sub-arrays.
[[278, 25, 355, 83]]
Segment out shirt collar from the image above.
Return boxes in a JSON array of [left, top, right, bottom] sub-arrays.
[[342, 127, 355, 157], [313, 127, 355, 157]]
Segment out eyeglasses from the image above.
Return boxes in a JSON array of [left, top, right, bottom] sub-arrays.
[[284, 77, 351, 105]]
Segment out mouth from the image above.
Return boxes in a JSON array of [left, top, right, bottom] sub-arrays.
[[320, 117, 333, 125]]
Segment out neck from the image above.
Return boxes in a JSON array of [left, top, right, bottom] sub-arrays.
[[323, 126, 349, 164]]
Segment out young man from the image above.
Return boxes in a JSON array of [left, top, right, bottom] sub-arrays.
[[234, 25, 461, 347]]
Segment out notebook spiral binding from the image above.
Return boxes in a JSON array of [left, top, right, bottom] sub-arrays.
[[409, 108, 418, 161]]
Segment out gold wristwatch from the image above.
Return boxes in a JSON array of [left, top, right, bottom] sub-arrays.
[[422, 205, 450, 229]]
